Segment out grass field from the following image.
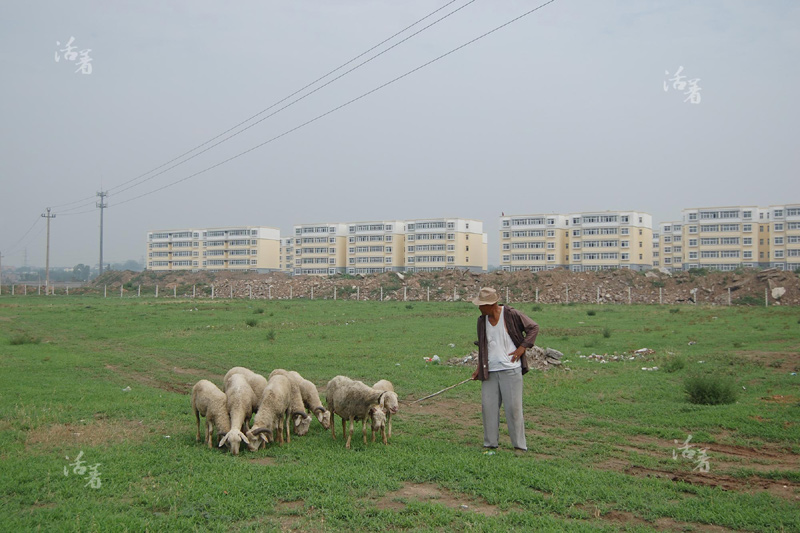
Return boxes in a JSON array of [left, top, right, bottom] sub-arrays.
[[1, 296, 798, 532]]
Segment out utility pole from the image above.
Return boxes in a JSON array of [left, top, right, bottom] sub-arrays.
[[42, 208, 56, 290], [97, 191, 108, 276]]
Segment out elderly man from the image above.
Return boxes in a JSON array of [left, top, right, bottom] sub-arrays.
[[471, 287, 539, 452]]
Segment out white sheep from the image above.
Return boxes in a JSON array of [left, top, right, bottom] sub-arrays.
[[191, 379, 232, 450], [326, 375, 388, 449], [219, 373, 255, 455], [223, 366, 267, 412], [247, 374, 307, 447], [372, 379, 399, 444], [269, 369, 329, 430]]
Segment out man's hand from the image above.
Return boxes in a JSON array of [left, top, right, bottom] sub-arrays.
[[509, 346, 527, 363]]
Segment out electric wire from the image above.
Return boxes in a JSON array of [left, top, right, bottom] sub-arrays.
[[112, 0, 558, 207]]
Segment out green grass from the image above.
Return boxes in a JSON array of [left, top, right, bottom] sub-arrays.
[[1, 296, 799, 531]]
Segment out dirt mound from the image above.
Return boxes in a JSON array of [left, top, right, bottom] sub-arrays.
[[87, 268, 800, 304]]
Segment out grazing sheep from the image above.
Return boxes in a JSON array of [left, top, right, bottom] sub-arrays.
[[219, 373, 255, 455], [247, 374, 306, 447], [269, 369, 330, 430], [326, 376, 388, 449], [191, 379, 232, 450], [223, 366, 267, 411], [372, 379, 399, 443]]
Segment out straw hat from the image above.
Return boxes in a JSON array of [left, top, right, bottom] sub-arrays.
[[472, 287, 499, 306]]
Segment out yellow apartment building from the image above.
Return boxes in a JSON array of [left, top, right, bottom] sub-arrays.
[[766, 204, 800, 271], [680, 206, 762, 271], [146, 226, 281, 272], [346, 220, 406, 275], [568, 211, 653, 272], [405, 218, 487, 273], [499, 214, 569, 271], [292, 223, 348, 276]]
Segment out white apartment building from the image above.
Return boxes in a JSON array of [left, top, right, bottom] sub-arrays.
[[499, 214, 569, 271], [279, 237, 294, 274], [146, 226, 281, 272], [292, 223, 348, 276], [346, 220, 406, 275], [657, 222, 683, 271], [568, 211, 653, 272], [405, 218, 488, 273]]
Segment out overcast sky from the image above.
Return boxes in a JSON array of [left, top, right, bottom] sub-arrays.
[[1, 0, 798, 269]]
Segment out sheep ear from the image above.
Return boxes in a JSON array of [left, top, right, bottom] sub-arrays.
[[260, 434, 269, 444], [240, 432, 250, 445], [218, 434, 229, 447]]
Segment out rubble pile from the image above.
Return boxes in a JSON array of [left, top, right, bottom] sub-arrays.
[[90, 267, 800, 305], [445, 346, 566, 372]]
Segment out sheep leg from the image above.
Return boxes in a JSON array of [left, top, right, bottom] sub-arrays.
[[362, 417, 368, 444], [205, 421, 213, 448], [194, 408, 201, 442], [285, 411, 291, 445], [387, 414, 392, 440], [341, 417, 347, 444], [346, 417, 354, 449], [331, 412, 337, 440], [381, 424, 387, 445]]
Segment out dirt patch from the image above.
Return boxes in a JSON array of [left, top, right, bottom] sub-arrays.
[[625, 465, 799, 501], [761, 394, 799, 404], [104, 363, 212, 395], [25, 418, 161, 449], [372, 482, 506, 516], [249, 456, 277, 466]]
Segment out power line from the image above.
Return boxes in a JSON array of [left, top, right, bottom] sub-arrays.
[[113, 0, 559, 207], [108, 0, 479, 200], [47, 0, 471, 213]]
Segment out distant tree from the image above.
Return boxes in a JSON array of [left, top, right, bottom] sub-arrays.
[[72, 264, 90, 281]]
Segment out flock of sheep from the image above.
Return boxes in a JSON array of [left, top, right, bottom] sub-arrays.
[[191, 367, 400, 453]]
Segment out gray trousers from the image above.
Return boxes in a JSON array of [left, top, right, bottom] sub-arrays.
[[481, 367, 526, 450]]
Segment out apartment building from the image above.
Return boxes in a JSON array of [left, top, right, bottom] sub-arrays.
[[679, 206, 762, 271], [766, 204, 800, 271], [292, 223, 348, 276], [279, 237, 294, 274], [568, 211, 653, 272], [146, 226, 281, 272], [345, 220, 406, 275], [656, 222, 684, 271], [499, 214, 569, 271], [405, 218, 488, 273]]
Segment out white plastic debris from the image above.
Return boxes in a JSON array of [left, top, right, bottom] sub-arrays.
[[432, 355, 440, 363], [122, 386, 131, 392], [448, 343, 455, 348]]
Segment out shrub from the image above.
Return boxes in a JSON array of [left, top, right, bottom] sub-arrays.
[[684, 374, 738, 405], [688, 268, 710, 276], [531, 305, 542, 312], [254, 308, 265, 314], [602, 327, 611, 338], [9, 333, 40, 345], [405, 304, 414, 310], [266, 329, 276, 341], [669, 308, 680, 314], [663, 355, 686, 373], [245, 319, 258, 328], [586, 310, 596, 316]]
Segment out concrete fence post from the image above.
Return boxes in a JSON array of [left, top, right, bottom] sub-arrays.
[[211, 285, 215, 299], [659, 287, 663, 305], [597, 287, 600, 304], [765, 287, 768, 307], [535, 288, 539, 303], [334, 287, 337, 300], [728, 287, 731, 306], [565, 285, 569, 304], [155, 285, 159, 298], [628, 287, 632, 305], [138, 285, 141, 297], [104, 285, 107, 298]]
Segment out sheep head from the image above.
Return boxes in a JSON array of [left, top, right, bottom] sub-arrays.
[[251, 426, 273, 445], [314, 406, 331, 429], [219, 429, 250, 456], [369, 406, 387, 432], [380, 391, 399, 414], [293, 411, 312, 436]]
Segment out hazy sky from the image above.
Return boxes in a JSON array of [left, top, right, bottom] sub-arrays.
[[1, 0, 798, 269]]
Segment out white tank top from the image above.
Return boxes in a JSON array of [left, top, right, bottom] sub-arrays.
[[486, 307, 520, 372]]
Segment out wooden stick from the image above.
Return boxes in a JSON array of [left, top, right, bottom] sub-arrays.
[[411, 378, 473, 404]]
